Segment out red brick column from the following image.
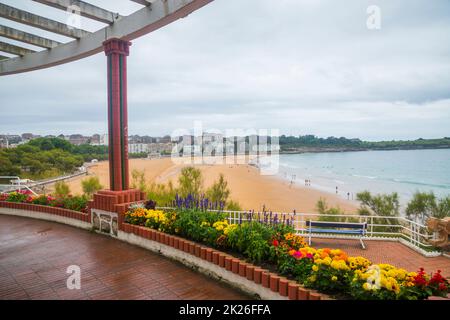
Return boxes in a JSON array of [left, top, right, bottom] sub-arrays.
[[103, 38, 131, 191]]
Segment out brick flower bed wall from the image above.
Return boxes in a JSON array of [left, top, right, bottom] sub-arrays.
[[122, 222, 330, 300], [0, 201, 90, 223]]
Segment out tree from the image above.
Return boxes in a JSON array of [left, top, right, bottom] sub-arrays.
[[206, 173, 230, 204], [178, 166, 203, 198], [356, 191, 400, 231], [357, 191, 400, 217], [81, 176, 103, 198], [131, 169, 147, 192], [315, 198, 355, 222], [406, 192, 450, 222], [54, 181, 71, 198]]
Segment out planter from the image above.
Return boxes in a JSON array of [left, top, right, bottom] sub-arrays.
[[189, 243, 196, 255], [253, 268, 262, 284], [231, 259, 240, 274], [246, 265, 255, 281], [269, 274, 280, 292], [288, 281, 300, 300], [309, 291, 321, 300], [298, 287, 310, 300], [200, 248, 207, 260], [218, 253, 226, 267], [278, 278, 288, 297], [261, 270, 270, 288], [194, 245, 201, 257], [206, 249, 213, 262], [225, 256, 233, 271], [238, 262, 247, 277], [212, 251, 219, 265]]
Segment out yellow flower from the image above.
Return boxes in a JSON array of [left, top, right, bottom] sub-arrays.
[[308, 275, 316, 283], [312, 265, 319, 272], [223, 224, 237, 235], [363, 283, 372, 291], [331, 276, 338, 281]]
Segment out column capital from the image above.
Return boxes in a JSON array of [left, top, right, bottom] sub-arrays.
[[103, 38, 132, 56]]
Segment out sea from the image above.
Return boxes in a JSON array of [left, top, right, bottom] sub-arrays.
[[277, 149, 450, 207]]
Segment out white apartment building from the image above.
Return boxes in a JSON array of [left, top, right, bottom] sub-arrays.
[[128, 143, 149, 154]]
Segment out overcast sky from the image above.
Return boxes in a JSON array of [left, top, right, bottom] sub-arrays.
[[0, 0, 449, 141]]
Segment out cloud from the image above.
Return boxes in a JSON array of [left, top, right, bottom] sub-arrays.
[[0, 0, 449, 140]]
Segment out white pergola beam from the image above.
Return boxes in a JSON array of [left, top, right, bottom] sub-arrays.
[[32, 0, 122, 24], [0, 0, 213, 75], [0, 41, 36, 56], [130, 0, 152, 6], [0, 3, 90, 39], [0, 25, 62, 49]]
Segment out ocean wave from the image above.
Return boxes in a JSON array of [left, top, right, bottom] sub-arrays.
[[390, 179, 450, 189], [351, 174, 377, 179]]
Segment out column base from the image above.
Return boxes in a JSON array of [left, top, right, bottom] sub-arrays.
[[88, 189, 146, 233]]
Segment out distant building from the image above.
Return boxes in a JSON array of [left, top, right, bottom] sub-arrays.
[[90, 134, 100, 145], [21, 133, 34, 141], [128, 143, 149, 154], [148, 142, 173, 155], [68, 134, 89, 145]]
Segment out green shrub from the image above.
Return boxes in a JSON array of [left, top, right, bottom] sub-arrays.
[[54, 181, 71, 198], [226, 200, 242, 211], [178, 167, 203, 198], [173, 209, 227, 246], [406, 192, 450, 222], [147, 181, 177, 207], [316, 198, 357, 222], [6, 191, 28, 203], [61, 195, 88, 212], [206, 173, 230, 204], [81, 176, 103, 198], [31, 195, 51, 205], [131, 169, 147, 192], [226, 222, 290, 263]]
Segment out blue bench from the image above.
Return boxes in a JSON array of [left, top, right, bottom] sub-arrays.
[[306, 220, 367, 249]]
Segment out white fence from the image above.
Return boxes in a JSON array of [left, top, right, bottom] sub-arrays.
[[157, 206, 435, 251], [220, 210, 434, 250]]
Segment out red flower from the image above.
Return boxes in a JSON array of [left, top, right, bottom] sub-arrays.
[[272, 239, 279, 247], [413, 268, 428, 287]]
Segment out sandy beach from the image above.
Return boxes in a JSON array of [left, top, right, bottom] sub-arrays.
[[62, 157, 359, 214]]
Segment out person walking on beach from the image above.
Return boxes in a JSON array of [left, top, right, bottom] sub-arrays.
[[336, 186, 338, 194]]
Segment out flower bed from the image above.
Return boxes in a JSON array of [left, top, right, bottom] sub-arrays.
[[0, 190, 88, 213], [124, 201, 449, 300]]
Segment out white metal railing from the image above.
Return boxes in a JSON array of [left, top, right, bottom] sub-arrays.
[[156, 206, 434, 250], [221, 210, 433, 249], [0, 176, 38, 195]]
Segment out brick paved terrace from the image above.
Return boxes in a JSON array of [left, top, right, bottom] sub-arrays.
[[310, 238, 449, 277], [0, 215, 250, 300]]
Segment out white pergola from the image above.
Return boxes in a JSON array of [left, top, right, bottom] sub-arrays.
[[0, 0, 213, 75]]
